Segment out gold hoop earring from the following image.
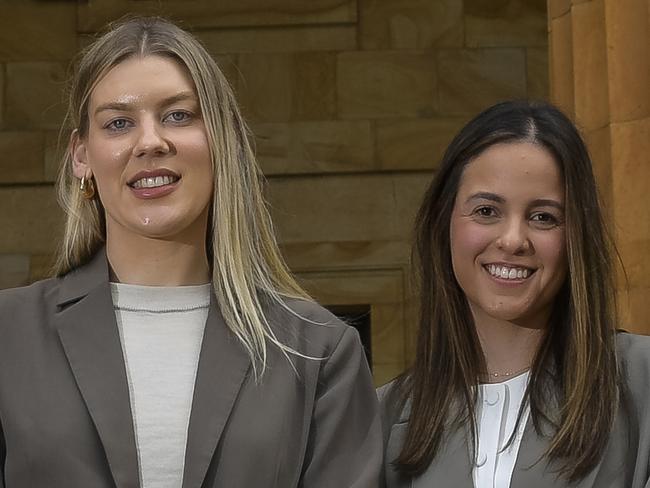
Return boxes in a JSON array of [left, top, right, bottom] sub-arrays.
[[80, 175, 96, 200]]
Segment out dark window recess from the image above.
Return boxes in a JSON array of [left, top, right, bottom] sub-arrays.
[[326, 305, 372, 369]]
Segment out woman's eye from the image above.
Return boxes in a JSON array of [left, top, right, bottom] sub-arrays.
[[473, 206, 497, 218], [530, 212, 559, 227], [165, 111, 191, 123], [106, 118, 129, 131]]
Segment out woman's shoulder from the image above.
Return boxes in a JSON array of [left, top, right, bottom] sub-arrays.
[[616, 330, 650, 369], [616, 331, 650, 407], [0, 276, 59, 310], [265, 296, 358, 355], [377, 377, 411, 427], [0, 277, 61, 340]]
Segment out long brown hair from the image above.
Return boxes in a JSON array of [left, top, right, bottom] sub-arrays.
[[54, 17, 310, 376], [394, 100, 619, 482]]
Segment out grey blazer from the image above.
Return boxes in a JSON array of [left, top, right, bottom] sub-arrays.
[[379, 333, 650, 488], [0, 250, 382, 487]]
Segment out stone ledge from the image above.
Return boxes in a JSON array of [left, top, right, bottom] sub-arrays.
[[78, 0, 358, 32]]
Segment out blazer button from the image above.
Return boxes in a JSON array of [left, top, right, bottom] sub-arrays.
[[476, 452, 488, 467], [485, 390, 500, 406]]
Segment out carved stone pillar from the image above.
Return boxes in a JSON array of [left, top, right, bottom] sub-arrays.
[[548, 0, 650, 333]]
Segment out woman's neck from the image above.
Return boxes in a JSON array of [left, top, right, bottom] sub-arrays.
[[106, 234, 210, 287], [472, 307, 548, 383]]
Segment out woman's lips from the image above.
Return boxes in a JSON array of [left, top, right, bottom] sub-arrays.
[[127, 169, 181, 199]]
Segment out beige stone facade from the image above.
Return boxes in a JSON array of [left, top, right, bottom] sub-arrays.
[[548, 0, 650, 335], [13, 0, 641, 385]]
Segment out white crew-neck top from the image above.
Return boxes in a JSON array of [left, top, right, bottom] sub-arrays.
[[111, 282, 211, 488], [473, 371, 530, 488]]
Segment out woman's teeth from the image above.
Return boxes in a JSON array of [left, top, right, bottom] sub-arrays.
[[486, 264, 531, 280], [131, 175, 178, 189]]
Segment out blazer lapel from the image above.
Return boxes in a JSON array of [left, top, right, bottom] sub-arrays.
[[411, 424, 474, 488], [181, 298, 251, 488], [510, 418, 560, 487], [511, 416, 606, 488], [385, 400, 474, 488], [54, 251, 140, 488]]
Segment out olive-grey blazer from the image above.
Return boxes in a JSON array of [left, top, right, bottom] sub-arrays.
[[379, 333, 650, 488], [0, 250, 381, 487]]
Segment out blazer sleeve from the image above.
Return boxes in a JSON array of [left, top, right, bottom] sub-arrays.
[[299, 326, 382, 488]]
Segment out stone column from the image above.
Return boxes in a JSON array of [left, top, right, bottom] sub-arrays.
[[548, 0, 650, 333]]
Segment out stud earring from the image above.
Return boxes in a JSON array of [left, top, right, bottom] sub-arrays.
[[80, 175, 96, 200]]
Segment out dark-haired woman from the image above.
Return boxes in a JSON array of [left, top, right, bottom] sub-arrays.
[[379, 100, 650, 488]]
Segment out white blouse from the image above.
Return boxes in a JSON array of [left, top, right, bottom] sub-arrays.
[[473, 371, 530, 488]]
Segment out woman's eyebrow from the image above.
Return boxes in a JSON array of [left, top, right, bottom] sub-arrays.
[[530, 198, 564, 210], [93, 91, 197, 115], [465, 192, 504, 204], [158, 91, 197, 108]]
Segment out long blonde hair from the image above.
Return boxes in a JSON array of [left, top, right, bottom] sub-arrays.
[[54, 16, 310, 376]]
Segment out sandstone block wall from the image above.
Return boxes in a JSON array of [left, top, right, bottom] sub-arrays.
[[548, 0, 650, 335], [0, 0, 549, 384]]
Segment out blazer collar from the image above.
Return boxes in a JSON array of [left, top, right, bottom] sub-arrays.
[[385, 400, 474, 487], [54, 248, 252, 488], [181, 297, 251, 488], [54, 249, 140, 488]]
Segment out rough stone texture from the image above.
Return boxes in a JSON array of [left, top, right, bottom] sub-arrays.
[[437, 48, 527, 115], [281, 240, 410, 271], [526, 48, 550, 100], [376, 117, 466, 170], [44, 131, 66, 183], [238, 53, 293, 122], [78, 0, 358, 32], [253, 121, 374, 174], [611, 118, 650, 247], [572, 0, 609, 131], [359, 0, 463, 49], [371, 302, 407, 366], [237, 52, 337, 122], [621, 288, 650, 336], [605, 0, 650, 123], [292, 52, 338, 121], [0, 2, 77, 61], [549, 12, 575, 113], [617, 240, 650, 290], [548, 0, 571, 19], [5, 62, 68, 130], [213, 54, 240, 95], [465, 0, 548, 48], [268, 172, 430, 244], [0, 254, 31, 290], [583, 126, 612, 211], [29, 254, 54, 283], [0, 132, 45, 183], [549, 0, 650, 333], [337, 50, 437, 119], [0, 64, 4, 129], [198, 25, 356, 53], [0, 186, 63, 255]]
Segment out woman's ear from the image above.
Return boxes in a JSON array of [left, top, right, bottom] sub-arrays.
[[70, 129, 92, 179]]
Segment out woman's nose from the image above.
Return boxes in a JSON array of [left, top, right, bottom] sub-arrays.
[[133, 119, 170, 157], [495, 220, 533, 255]]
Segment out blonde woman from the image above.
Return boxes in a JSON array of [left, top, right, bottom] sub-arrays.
[[379, 100, 650, 487], [0, 17, 381, 488]]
